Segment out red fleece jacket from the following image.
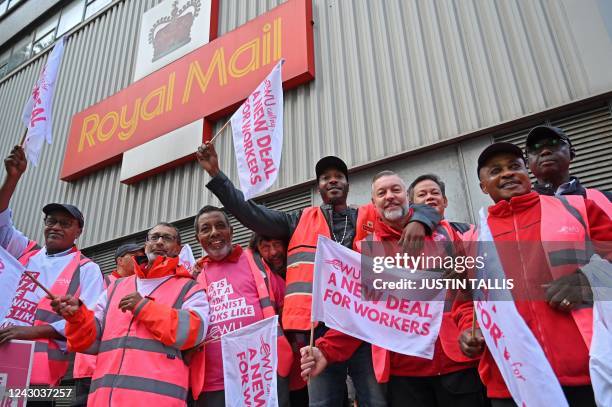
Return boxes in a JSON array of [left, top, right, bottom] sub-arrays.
[[457, 192, 612, 398]]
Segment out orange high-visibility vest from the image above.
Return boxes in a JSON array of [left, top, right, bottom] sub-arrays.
[[539, 195, 593, 349], [18, 242, 91, 386], [284, 205, 376, 331], [284, 207, 330, 331], [190, 249, 293, 399], [586, 188, 612, 218], [88, 274, 198, 406]]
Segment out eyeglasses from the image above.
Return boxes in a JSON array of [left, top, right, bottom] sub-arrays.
[[44, 217, 75, 229], [526, 138, 568, 154], [146, 234, 177, 243]]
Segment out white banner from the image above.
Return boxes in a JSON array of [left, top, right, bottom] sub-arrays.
[[231, 60, 284, 200], [178, 244, 197, 275], [311, 236, 445, 359], [222, 315, 278, 407], [475, 208, 568, 407], [21, 37, 65, 166], [580, 254, 612, 407], [0, 246, 26, 324]]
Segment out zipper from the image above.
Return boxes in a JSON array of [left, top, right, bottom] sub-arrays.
[[511, 207, 551, 361], [107, 276, 174, 406]]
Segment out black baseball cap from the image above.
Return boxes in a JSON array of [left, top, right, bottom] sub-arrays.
[[315, 156, 349, 181], [525, 126, 572, 151], [115, 243, 143, 259], [477, 142, 525, 176], [42, 203, 84, 227]]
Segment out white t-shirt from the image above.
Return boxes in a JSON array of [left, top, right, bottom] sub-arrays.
[[0, 209, 104, 346]]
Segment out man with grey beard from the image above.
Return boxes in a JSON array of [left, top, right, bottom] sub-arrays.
[[302, 171, 485, 407]]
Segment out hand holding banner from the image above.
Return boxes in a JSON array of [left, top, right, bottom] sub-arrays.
[[21, 37, 66, 166], [311, 236, 445, 359], [230, 60, 284, 200], [222, 315, 278, 407]]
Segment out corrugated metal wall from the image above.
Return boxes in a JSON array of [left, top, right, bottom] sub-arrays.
[[0, 0, 606, 248]]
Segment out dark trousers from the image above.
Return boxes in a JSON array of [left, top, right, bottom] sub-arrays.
[[290, 386, 309, 407], [490, 385, 596, 407], [388, 369, 487, 407], [71, 377, 91, 406]]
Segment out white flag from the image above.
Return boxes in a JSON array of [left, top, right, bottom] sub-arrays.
[[21, 36, 66, 166], [222, 316, 278, 407], [0, 245, 26, 324], [475, 208, 568, 407], [231, 60, 284, 200], [311, 236, 445, 359], [178, 244, 197, 275], [580, 254, 612, 407]]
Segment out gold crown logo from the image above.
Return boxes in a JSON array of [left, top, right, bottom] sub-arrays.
[[148, 0, 201, 62]]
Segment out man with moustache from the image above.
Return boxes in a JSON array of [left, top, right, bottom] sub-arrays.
[[458, 142, 612, 407], [191, 206, 292, 407], [0, 145, 104, 392], [524, 125, 611, 216], [51, 222, 209, 406], [249, 234, 288, 280], [301, 171, 484, 407], [408, 174, 474, 235], [196, 142, 440, 406], [72, 242, 145, 406]]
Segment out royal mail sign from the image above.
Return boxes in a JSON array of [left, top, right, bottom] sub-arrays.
[[61, 0, 314, 182]]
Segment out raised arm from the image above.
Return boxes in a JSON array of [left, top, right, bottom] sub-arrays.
[[197, 142, 299, 240], [0, 146, 29, 256], [0, 146, 27, 213]]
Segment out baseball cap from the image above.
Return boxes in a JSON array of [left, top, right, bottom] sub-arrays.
[[525, 126, 572, 151], [315, 156, 349, 181], [115, 243, 143, 259], [42, 203, 84, 227], [477, 142, 525, 176]]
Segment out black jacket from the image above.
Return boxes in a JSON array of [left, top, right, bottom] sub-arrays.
[[533, 176, 612, 202]]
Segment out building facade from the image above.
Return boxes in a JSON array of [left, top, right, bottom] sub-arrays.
[[1, 0, 611, 273]]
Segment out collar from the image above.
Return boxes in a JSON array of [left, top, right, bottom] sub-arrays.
[[43, 245, 78, 258], [197, 244, 243, 268], [555, 178, 577, 195], [372, 209, 413, 241], [534, 176, 583, 196], [134, 255, 192, 279], [488, 191, 540, 217]]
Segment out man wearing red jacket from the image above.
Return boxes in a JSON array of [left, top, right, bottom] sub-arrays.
[[302, 171, 485, 407], [458, 142, 612, 407]]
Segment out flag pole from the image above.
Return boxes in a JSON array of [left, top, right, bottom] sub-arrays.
[[208, 118, 231, 144], [19, 128, 28, 147], [24, 271, 56, 300], [307, 321, 315, 382], [471, 308, 477, 338]]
